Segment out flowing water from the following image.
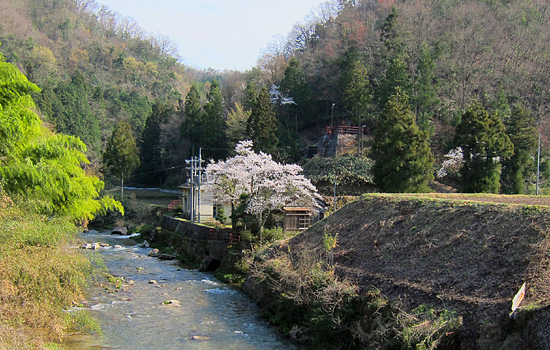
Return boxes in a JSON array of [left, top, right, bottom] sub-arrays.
[[64, 230, 299, 350]]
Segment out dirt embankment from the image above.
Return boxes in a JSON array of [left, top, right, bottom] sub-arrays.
[[246, 195, 550, 349]]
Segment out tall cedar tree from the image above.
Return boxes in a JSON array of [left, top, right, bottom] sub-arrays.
[[103, 121, 140, 198], [380, 7, 403, 56], [372, 90, 434, 192], [280, 57, 313, 128], [201, 80, 227, 160], [247, 87, 278, 154], [138, 101, 171, 186], [454, 101, 513, 193], [378, 7, 411, 110], [243, 81, 258, 113], [341, 59, 372, 126], [412, 42, 440, 132], [278, 58, 311, 161], [501, 104, 538, 194], [379, 53, 411, 110], [181, 84, 202, 151]]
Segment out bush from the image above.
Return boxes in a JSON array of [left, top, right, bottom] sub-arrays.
[[249, 244, 462, 349], [302, 155, 375, 195]]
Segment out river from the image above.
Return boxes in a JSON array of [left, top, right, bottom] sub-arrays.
[[63, 230, 299, 350]]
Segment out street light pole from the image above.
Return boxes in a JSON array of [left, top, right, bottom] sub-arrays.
[[331, 103, 335, 130]]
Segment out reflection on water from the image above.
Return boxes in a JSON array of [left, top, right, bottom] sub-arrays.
[[64, 230, 299, 350]]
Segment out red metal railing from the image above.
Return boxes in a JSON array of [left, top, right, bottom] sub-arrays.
[[325, 125, 361, 135]]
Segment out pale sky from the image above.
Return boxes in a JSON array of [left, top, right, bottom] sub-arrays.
[[98, 0, 329, 71]]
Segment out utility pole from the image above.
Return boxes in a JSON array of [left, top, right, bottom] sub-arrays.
[[197, 148, 203, 223], [331, 103, 335, 129], [185, 152, 204, 222], [333, 142, 337, 214], [537, 132, 541, 195], [185, 157, 194, 221]]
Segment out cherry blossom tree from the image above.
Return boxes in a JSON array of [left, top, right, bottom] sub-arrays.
[[436, 147, 464, 179], [205, 140, 320, 237]]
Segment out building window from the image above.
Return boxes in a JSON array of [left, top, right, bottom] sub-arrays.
[[298, 215, 311, 230]]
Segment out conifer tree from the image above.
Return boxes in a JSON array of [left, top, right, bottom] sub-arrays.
[[378, 7, 411, 111], [280, 57, 311, 106], [103, 121, 140, 199], [412, 42, 440, 132], [201, 80, 227, 160], [378, 53, 411, 110], [181, 84, 202, 150], [341, 59, 372, 126], [247, 87, 278, 154], [380, 7, 403, 57], [454, 101, 513, 193], [501, 104, 538, 194], [138, 101, 171, 186], [37, 71, 101, 156], [226, 103, 251, 152], [371, 90, 434, 192], [243, 81, 258, 113], [279, 57, 313, 127]]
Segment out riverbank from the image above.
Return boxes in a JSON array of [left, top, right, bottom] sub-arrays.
[[243, 194, 550, 349], [0, 194, 97, 349]]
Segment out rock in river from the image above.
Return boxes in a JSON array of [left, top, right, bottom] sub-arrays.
[[148, 248, 160, 257], [111, 226, 128, 235]]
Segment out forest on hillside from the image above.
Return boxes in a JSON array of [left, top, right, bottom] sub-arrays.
[[1, 0, 550, 194]]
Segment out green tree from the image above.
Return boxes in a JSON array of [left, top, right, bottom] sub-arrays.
[[378, 53, 411, 110], [378, 7, 411, 110], [454, 101, 513, 193], [0, 49, 121, 221], [138, 101, 171, 186], [380, 7, 403, 57], [491, 87, 512, 124], [36, 71, 101, 156], [412, 42, 440, 132], [243, 81, 258, 113], [279, 57, 313, 127], [501, 104, 538, 194], [0, 56, 42, 157], [341, 59, 372, 126], [226, 103, 250, 151], [103, 121, 140, 199], [371, 90, 434, 193], [181, 84, 203, 150], [201, 80, 227, 160], [247, 87, 278, 153]]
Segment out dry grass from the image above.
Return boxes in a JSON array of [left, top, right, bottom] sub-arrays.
[[365, 192, 550, 207], [290, 195, 550, 348], [0, 193, 95, 348]]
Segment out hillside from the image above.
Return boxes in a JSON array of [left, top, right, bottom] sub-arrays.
[[1, 0, 549, 193], [245, 195, 550, 349], [0, 0, 203, 162]]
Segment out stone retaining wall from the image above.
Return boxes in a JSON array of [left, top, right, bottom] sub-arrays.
[[158, 216, 234, 270]]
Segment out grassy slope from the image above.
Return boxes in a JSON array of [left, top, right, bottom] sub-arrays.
[[252, 194, 550, 348], [0, 194, 97, 349]]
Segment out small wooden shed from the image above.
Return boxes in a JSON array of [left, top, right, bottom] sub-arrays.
[[283, 207, 313, 231]]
